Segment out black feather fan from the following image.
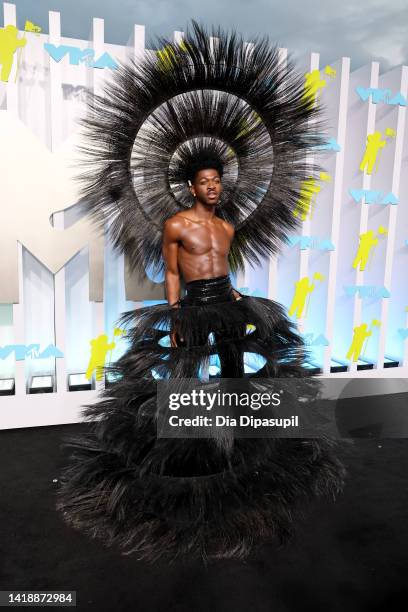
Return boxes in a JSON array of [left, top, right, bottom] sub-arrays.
[[75, 21, 326, 278]]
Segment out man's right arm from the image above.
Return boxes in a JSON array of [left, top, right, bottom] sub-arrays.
[[162, 218, 182, 308]]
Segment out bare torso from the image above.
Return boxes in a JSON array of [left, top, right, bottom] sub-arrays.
[[163, 211, 234, 283], [162, 207, 239, 345]]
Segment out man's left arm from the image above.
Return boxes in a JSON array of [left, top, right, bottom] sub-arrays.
[[225, 220, 243, 301]]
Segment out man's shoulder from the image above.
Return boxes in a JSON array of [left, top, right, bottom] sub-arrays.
[[164, 213, 187, 227], [165, 212, 192, 226], [163, 213, 189, 239], [220, 218, 235, 234]]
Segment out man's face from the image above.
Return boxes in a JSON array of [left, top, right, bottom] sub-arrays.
[[190, 168, 223, 206]]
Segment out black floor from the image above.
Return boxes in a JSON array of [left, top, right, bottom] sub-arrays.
[[0, 424, 407, 611]]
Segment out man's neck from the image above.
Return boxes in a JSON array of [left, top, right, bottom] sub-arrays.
[[190, 201, 216, 221]]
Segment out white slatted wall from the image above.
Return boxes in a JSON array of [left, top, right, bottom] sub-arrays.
[[0, 2, 407, 430]]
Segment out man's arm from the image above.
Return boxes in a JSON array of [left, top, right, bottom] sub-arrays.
[[162, 218, 182, 308], [223, 220, 242, 301]]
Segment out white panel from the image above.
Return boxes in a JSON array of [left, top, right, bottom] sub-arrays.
[[405, 311, 408, 367], [3, 2, 18, 114], [13, 244, 25, 394], [296, 52, 319, 336], [48, 11, 63, 149], [323, 57, 351, 372], [22, 247, 55, 382], [349, 62, 379, 373], [89, 17, 105, 391], [3, 3, 23, 393], [0, 305, 14, 378], [89, 18, 105, 95], [48, 11, 66, 392], [127, 24, 145, 60], [377, 66, 408, 368], [64, 248, 93, 375]]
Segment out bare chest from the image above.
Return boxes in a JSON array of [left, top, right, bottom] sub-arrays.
[[180, 223, 231, 256]]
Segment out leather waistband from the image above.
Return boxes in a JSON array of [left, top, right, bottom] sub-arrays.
[[183, 275, 234, 305]]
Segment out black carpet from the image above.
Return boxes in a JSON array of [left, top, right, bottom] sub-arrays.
[[0, 423, 407, 611]]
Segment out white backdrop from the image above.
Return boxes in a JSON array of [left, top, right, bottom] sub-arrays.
[[0, 2, 407, 430]]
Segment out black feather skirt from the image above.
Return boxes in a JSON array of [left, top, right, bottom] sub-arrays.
[[56, 274, 347, 562]]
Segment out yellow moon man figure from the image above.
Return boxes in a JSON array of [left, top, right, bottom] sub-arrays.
[[86, 334, 115, 381], [288, 276, 315, 319], [346, 323, 372, 362], [359, 131, 386, 175], [0, 25, 26, 82], [85, 327, 124, 381], [302, 69, 326, 107], [346, 319, 380, 362], [352, 230, 378, 271]]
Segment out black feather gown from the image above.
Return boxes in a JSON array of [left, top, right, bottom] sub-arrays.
[[56, 22, 347, 562]]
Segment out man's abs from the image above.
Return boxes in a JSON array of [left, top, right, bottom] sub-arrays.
[[176, 218, 232, 282], [178, 247, 230, 282]]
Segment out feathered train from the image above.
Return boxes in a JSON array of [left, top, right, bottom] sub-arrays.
[[57, 275, 347, 561]]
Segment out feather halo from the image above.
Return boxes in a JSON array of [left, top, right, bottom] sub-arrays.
[[75, 21, 326, 278]]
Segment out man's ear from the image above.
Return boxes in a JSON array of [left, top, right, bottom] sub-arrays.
[[188, 181, 196, 198]]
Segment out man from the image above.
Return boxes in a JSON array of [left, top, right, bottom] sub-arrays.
[[56, 24, 346, 562], [162, 154, 246, 377]]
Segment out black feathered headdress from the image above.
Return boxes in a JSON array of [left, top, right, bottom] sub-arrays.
[[76, 21, 325, 278]]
